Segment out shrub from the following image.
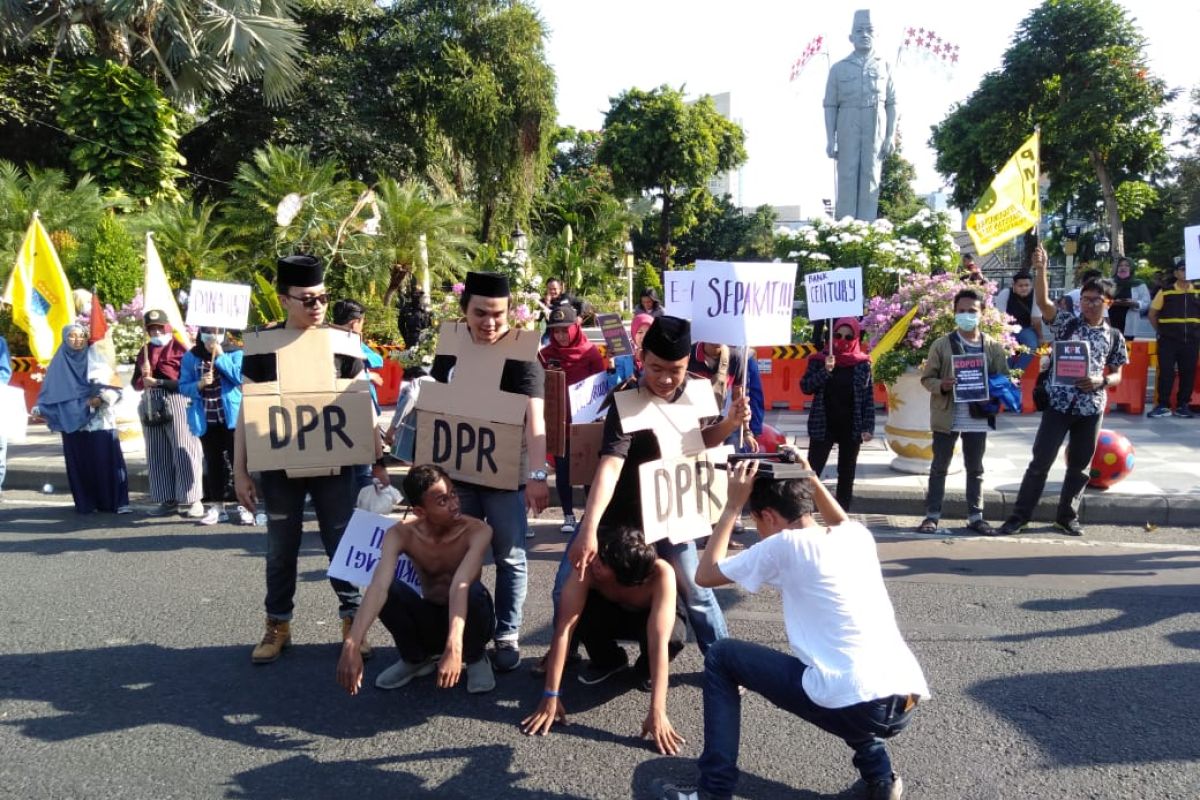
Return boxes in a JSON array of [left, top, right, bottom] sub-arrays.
[[74, 213, 141, 307]]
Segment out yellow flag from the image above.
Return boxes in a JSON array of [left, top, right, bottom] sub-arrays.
[[6, 215, 74, 365], [143, 233, 192, 348], [965, 130, 1040, 257], [870, 304, 920, 362]]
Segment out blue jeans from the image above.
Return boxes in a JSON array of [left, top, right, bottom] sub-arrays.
[[261, 467, 361, 621], [698, 639, 915, 798], [455, 483, 528, 643], [1010, 325, 1040, 371], [551, 532, 727, 653]]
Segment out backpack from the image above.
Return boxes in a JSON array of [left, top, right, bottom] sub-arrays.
[[1032, 316, 1121, 412]]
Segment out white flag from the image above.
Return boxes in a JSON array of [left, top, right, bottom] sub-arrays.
[[143, 233, 192, 347]]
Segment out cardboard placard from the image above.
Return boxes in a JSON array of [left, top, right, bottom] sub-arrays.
[[638, 446, 732, 544], [241, 327, 376, 475], [804, 267, 864, 321], [952, 353, 989, 403], [569, 372, 610, 423], [663, 271, 695, 318], [185, 279, 252, 330], [544, 368, 568, 457], [692, 260, 796, 347], [327, 509, 423, 592], [0, 384, 29, 443], [414, 322, 540, 489], [613, 380, 718, 458], [596, 312, 634, 358], [1052, 340, 1091, 387], [1186, 224, 1200, 281], [568, 421, 605, 486]]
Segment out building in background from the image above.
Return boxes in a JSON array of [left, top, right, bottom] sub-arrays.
[[700, 92, 742, 206]]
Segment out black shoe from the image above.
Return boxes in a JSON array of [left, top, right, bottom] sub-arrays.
[[491, 641, 521, 672], [649, 778, 719, 800], [866, 773, 904, 800], [577, 652, 629, 685], [1174, 407, 1195, 419], [1054, 518, 1085, 537], [997, 517, 1025, 536]]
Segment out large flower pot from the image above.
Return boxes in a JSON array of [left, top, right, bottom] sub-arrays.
[[883, 369, 959, 475]]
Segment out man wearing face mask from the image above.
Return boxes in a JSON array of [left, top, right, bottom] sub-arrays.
[[916, 289, 1010, 535], [135, 309, 205, 518]]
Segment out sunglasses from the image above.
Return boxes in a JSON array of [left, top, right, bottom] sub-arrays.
[[832, 333, 856, 341], [286, 292, 330, 309]]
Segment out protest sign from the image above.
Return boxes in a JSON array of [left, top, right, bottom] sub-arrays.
[[638, 445, 732, 544], [1052, 340, 1091, 387], [596, 312, 634, 358], [691, 261, 796, 347], [414, 323, 540, 490], [0, 384, 28, 443], [1186, 225, 1199, 281], [663, 271, 695, 318], [242, 327, 375, 476], [952, 353, 989, 403], [568, 421, 605, 486], [804, 267, 864, 322], [185, 279, 252, 330], [614, 380, 717, 458], [544, 368, 567, 457], [328, 509, 423, 592], [569, 372, 609, 423]]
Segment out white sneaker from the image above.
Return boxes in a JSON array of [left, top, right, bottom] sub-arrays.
[[375, 657, 438, 690], [237, 506, 255, 525], [199, 506, 221, 526], [560, 514, 577, 534], [115, 505, 133, 515], [183, 501, 205, 519], [254, 512, 268, 527]]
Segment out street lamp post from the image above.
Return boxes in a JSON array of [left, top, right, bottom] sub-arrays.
[[512, 224, 528, 266], [623, 239, 635, 314], [1095, 234, 1111, 260]]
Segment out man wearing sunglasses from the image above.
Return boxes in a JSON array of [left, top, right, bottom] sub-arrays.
[[234, 254, 389, 664]]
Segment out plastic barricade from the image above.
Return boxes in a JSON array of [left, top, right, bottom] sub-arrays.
[[1107, 340, 1150, 415], [873, 382, 888, 410], [755, 346, 813, 411], [9, 357, 42, 413]]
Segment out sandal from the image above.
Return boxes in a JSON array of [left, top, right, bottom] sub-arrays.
[[915, 518, 939, 534], [965, 519, 997, 536]]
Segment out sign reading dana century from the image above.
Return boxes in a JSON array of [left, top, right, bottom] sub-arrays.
[[803, 267, 864, 321], [185, 279, 252, 330], [690, 260, 796, 347]]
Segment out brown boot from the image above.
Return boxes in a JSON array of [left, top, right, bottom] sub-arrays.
[[251, 617, 291, 664], [342, 617, 372, 660]]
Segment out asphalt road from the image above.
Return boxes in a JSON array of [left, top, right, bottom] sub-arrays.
[[1, 490, 1198, 799]]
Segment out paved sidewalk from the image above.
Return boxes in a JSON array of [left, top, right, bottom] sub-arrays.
[[5, 407, 1199, 525]]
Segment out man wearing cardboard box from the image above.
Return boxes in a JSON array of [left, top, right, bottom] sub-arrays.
[[234, 254, 388, 664]]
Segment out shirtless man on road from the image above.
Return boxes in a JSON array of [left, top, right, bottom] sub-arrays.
[[337, 464, 498, 695]]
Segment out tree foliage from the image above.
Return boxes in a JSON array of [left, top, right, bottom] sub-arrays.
[[670, 194, 776, 265], [73, 212, 142, 306], [599, 85, 747, 270], [877, 133, 926, 224], [0, 161, 114, 274], [930, 0, 1171, 254]]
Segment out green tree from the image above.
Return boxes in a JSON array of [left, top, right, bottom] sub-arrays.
[[599, 85, 747, 271], [878, 133, 926, 224], [670, 194, 777, 265], [74, 212, 142, 306], [0, 161, 113, 275], [128, 200, 242, 287], [930, 0, 1170, 255], [1, 0, 305, 105], [57, 60, 186, 202]]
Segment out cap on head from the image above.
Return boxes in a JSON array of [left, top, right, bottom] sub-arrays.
[[276, 254, 324, 291], [547, 305, 577, 328], [464, 271, 510, 299], [642, 315, 691, 361], [143, 309, 169, 328], [852, 8, 871, 27]]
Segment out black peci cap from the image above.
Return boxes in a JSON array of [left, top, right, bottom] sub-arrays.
[[276, 254, 324, 290], [463, 271, 510, 298], [642, 316, 691, 361]]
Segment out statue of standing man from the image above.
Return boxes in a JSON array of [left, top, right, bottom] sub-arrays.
[[823, 9, 896, 222]]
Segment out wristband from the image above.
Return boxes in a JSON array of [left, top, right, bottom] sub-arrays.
[[543, 689, 560, 698]]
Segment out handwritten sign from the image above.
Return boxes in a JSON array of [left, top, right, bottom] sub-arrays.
[[186, 279, 252, 330], [638, 446, 732, 544], [328, 509, 423, 592], [952, 353, 989, 403], [663, 271, 695, 318], [0, 384, 28, 443], [1052, 340, 1091, 387], [804, 267, 864, 321], [596, 312, 634, 358], [690, 260, 796, 347], [1185, 225, 1199, 281], [568, 372, 609, 423]]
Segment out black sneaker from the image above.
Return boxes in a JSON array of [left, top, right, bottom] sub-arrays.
[[1174, 407, 1195, 419], [1054, 518, 1085, 537], [996, 517, 1026, 536], [577, 652, 629, 685], [866, 773, 904, 800], [1148, 406, 1172, 418], [649, 778, 718, 800], [491, 641, 521, 672]]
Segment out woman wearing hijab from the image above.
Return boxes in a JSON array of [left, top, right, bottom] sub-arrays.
[[134, 309, 204, 518], [800, 317, 876, 510], [1109, 256, 1151, 339], [37, 324, 130, 514], [180, 327, 250, 525], [539, 305, 606, 533]]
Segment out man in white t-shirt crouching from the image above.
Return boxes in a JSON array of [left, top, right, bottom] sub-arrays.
[[654, 451, 930, 800]]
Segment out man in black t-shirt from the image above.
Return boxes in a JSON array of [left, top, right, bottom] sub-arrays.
[[427, 271, 548, 673], [234, 254, 388, 665]]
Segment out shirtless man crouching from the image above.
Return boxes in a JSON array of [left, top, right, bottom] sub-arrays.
[[337, 464, 497, 695]]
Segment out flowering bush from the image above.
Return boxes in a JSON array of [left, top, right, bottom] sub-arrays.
[[77, 289, 147, 364], [775, 208, 958, 299], [861, 272, 1023, 385]]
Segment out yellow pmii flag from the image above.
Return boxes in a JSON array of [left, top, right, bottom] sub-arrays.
[[143, 232, 192, 348], [5, 214, 74, 365], [870, 304, 920, 362], [965, 130, 1040, 257]]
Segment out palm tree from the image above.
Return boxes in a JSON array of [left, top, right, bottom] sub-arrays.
[[0, 160, 114, 269], [128, 199, 243, 285], [368, 178, 476, 306], [1, 0, 305, 105]]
